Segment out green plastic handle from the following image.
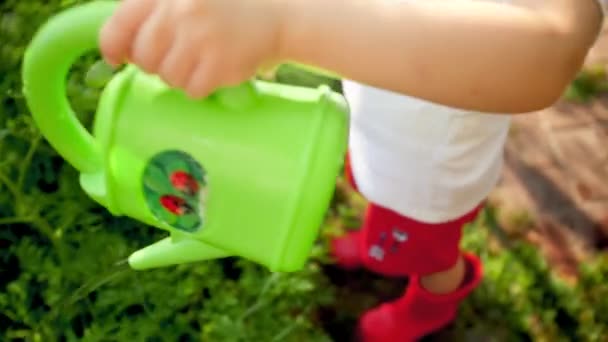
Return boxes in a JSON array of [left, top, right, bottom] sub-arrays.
[[22, 1, 118, 174]]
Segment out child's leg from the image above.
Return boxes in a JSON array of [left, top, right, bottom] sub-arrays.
[[334, 201, 483, 341], [332, 153, 484, 340], [421, 252, 466, 294], [333, 153, 481, 277]]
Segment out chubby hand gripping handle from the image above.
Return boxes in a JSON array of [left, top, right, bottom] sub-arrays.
[[21, 0, 265, 175]]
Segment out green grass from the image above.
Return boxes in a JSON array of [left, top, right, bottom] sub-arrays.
[[2, 1, 608, 340]]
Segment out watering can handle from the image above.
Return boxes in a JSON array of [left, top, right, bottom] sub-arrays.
[[22, 1, 118, 174]]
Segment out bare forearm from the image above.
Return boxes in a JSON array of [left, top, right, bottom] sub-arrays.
[[279, 0, 602, 113]]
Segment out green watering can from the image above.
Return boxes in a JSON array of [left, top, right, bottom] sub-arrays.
[[21, 1, 349, 273]]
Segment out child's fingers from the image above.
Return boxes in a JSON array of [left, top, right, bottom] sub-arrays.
[[158, 34, 199, 89], [131, 5, 173, 73], [186, 58, 220, 99], [99, 0, 158, 66]]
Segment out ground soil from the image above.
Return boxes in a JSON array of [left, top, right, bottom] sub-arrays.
[[489, 23, 608, 281]]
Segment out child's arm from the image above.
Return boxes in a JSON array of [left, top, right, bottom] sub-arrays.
[[100, 0, 603, 114], [279, 0, 604, 113]]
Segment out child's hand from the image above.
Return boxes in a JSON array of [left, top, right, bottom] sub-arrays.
[[99, 0, 285, 98]]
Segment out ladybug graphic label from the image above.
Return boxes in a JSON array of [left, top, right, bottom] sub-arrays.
[[142, 150, 207, 232]]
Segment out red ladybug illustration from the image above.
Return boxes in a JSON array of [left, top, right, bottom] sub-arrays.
[[160, 195, 194, 215], [170, 170, 199, 196]]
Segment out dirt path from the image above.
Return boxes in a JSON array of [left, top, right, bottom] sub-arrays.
[[488, 24, 608, 280]]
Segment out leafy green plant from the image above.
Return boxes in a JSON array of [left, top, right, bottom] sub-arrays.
[[2, 1, 608, 341], [563, 64, 608, 102], [442, 207, 608, 342]]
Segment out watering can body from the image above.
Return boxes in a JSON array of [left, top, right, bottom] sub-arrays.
[[22, 1, 349, 272]]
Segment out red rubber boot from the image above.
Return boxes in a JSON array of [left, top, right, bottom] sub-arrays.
[[330, 230, 363, 270], [357, 252, 484, 342]]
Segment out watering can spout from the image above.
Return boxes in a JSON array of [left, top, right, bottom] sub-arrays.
[[128, 237, 231, 270]]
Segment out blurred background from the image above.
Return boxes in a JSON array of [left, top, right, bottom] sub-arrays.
[[1, 1, 608, 341]]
